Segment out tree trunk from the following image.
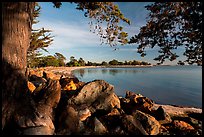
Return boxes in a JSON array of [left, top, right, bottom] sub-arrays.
[[2, 2, 62, 135], [2, 2, 35, 131]]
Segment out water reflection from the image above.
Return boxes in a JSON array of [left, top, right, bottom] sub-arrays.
[[73, 66, 202, 108], [78, 69, 85, 77], [75, 68, 147, 77]]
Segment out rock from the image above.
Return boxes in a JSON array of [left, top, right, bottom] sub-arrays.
[[79, 108, 91, 121], [93, 117, 108, 135], [172, 120, 196, 135], [135, 96, 154, 113], [173, 120, 195, 131], [29, 74, 47, 88], [153, 106, 172, 124], [125, 90, 143, 99], [43, 71, 61, 80], [27, 81, 36, 93], [29, 75, 47, 83], [32, 83, 46, 95], [95, 108, 125, 133], [110, 126, 126, 135], [57, 106, 79, 135], [151, 104, 202, 117], [124, 91, 154, 113], [107, 108, 121, 116], [121, 114, 148, 135], [59, 77, 78, 91], [91, 92, 120, 112], [29, 69, 43, 77], [159, 125, 170, 135], [22, 126, 54, 135], [187, 112, 203, 121], [120, 94, 154, 114], [68, 80, 120, 113], [132, 110, 161, 135], [76, 81, 86, 89], [120, 97, 132, 114]]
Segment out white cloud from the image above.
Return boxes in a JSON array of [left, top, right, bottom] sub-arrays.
[[33, 19, 102, 50]]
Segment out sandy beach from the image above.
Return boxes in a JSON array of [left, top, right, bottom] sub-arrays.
[[30, 65, 153, 77], [30, 66, 97, 77]]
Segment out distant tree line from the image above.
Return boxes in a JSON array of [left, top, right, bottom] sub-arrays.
[[66, 56, 151, 67], [28, 54, 151, 68], [28, 52, 67, 68]]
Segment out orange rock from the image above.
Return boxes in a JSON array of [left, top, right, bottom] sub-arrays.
[[173, 120, 195, 131], [63, 80, 77, 91], [107, 108, 120, 116], [43, 71, 61, 80], [79, 108, 91, 121], [27, 81, 36, 93]]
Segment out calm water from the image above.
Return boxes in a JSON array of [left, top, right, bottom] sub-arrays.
[[73, 65, 202, 108]]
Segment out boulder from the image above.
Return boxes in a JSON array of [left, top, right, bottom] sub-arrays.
[[107, 108, 121, 116], [78, 108, 91, 121], [29, 75, 47, 83], [28, 74, 47, 88], [151, 104, 202, 117], [120, 94, 154, 114], [132, 110, 161, 135], [153, 106, 172, 124], [173, 120, 195, 131], [68, 80, 120, 113], [96, 108, 124, 133], [125, 90, 143, 99], [121, 114, 148, 135], [59, 77, 79, 91], [172, 120, 196, 135], [29, 69, 43, 77], [93, 117, 108, 135], [43, 71, 61, 80], [56, 106, 79, 135]]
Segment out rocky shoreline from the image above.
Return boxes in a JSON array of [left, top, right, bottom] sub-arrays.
[[17, 67, 202, 135]]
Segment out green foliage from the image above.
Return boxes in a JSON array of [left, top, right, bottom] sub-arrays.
[[27, 51, 43, 68], [78, 57, 86, 66], [109, 59, 119, 65], [66, 56, 81, 67], [54, 52, 66, 66], [53, 2, 130, 46], [41, 55, 59, 67], [27, 3, 54, 68], [129, 2, 202, 66], [65, 56, 151, 67], [29, 53, 66, 68], [101, 61, 108, 66]]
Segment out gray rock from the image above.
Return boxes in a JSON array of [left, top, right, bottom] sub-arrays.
[[121, 114, 148, 135], [68, 80, 120, 113], [57, 106, 79, 135], [93, 117, 108, 135]]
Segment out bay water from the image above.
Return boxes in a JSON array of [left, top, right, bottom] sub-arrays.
[[73, 65, 202, 108]]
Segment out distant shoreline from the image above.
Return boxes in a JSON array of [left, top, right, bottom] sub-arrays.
[[31, 65, 154, 77], [100, 65, 153, 68]]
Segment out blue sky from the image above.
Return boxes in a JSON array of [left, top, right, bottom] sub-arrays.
[[35, 2, 186, 65]]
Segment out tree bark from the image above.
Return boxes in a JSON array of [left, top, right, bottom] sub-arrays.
[[2, 3, 62, 134], [2, 2, 35, 131]]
